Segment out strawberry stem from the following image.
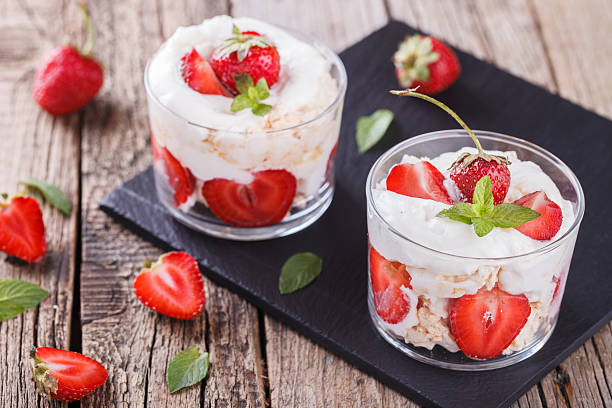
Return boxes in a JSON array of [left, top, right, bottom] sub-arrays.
[[77, 2, 94, 57], [390, 89, 484, 154]]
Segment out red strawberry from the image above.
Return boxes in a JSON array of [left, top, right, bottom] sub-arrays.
[[393, 35, 460, 95], [151, 135, 195, 207], [33, 4, 103, 115], [202, 169, 296, 227], [180, 48, 231, 96], [369, 246, 413, 324], [386, 161, 453, 204], [0, 196, 46, 262], [325, 142, 338, 182], [30, 347, 108, 402], [450, 156, 511, 205], [449, 285, 531, 359], [133, 251, 205, 320], [513, 191, 562, 240], [210, 25, 280, 93]]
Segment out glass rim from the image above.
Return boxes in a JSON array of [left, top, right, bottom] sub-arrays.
[[365, 129, 586, 261], [143, 22, 348, 135]]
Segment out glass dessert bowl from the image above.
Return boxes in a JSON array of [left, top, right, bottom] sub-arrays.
[[366, 129, 584, 370], [144, 16, 347, 240]]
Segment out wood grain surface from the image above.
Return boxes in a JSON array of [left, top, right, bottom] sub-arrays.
[[0, 0, 610, 407]]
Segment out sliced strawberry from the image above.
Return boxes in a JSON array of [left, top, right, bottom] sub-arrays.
[[325, 142, 338, 182], [386, 161, 452, 204], [449, 285, 531, 359], [30, 347, 108, 402], [202, 169, 296, 227], [151, 135, 195, 207], [369, 246, 413, 324], [133, 251, 205, 320], [513, 191, 562, 240], [0, 196, 46, 262], [180, 48, 231, 96]]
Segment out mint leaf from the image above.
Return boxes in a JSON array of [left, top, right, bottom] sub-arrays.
[[167, 347, 210, 393], [230, 94, 254, 113], [355, 109, 394, 153], [234, 73, 253, 94], [231, 74, 272, 116], [279, 252, 322, 294], [472, 218, 495, 237], [20, 178, 71, 215], [489, 203, 540, 228], [472, 176, 494, 217], [437, 203, 476, 225], [0, 279, 50, 321], [252, 103, 272, 117], [254, 78, 270, 100]]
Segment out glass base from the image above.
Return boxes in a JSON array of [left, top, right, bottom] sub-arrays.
[[368, 296, 555, 371], [157, 181, 334, 241]]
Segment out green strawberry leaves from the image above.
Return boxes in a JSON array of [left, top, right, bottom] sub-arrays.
[[167, 347, 210, 393], [355, 109, 394, 153], [279, 252, 322, 294], [20, 178, 72, 215], [230, 74, 272, 116], [437, 176, 540, 237], [0, 279, 50, 321]]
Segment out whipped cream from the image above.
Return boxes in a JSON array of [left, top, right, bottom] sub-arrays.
[[368, 148, 579, 354], [146, 16, 344, 201]]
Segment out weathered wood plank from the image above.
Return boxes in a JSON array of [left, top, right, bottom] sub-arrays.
[[79, 1, 266, 407], [0, 0, 79, 407]]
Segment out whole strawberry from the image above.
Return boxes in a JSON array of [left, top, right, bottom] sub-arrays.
[[393, 35, 460, 95], [33, 3, 103, 115], [210, 25, 280, 94]]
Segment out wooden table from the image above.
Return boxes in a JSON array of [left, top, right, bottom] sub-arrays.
[[1, 0, 611, 406]]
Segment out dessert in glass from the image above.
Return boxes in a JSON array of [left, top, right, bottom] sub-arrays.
[[366, 91, 584, 370], [144, 16, 347, 240]]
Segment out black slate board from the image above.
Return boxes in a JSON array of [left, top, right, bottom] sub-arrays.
[[101, 21, 612, 408]]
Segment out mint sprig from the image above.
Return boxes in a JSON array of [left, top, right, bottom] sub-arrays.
[[230, 74, 272, 117], [437, 176, 540, 237]]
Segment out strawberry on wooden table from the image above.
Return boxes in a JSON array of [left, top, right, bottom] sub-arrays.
[[202, 169, 296, 227], [151, 135, 195, 207], [513, 191, 563, 240], [369, 247, 413, 324], [30, 347, 108, 402], [0, 195, 46, 262], [386, 161, 453, 204], [180, 48, 231, 96], [393, 35, 460, 95], [33, 3, 103, 116], [133, 251, 205, 320], [449, 285, 531, 359]]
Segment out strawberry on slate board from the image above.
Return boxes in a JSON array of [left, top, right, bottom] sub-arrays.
[[133, 251, 205, 320], [386, 161, 453, 204], [202, 169, 296, 227], [513, 191, 563, 240], [0, 195, 46, 262], [369, 246, 413, 324], [211, 25, 280, 93], [33, 3, 103, 115], [30, 347, 108, 402], [151, 135, 195, 207], [449, 286, 531, 359], [180, 48, 231, 96], [393, 35, 460, 95]]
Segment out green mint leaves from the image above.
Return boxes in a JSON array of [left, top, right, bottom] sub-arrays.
[[167, 347, 210, 393], [0, 279, 50, 322], [437, 176, 540, 237], [231, 74, 272, 116], [279, 252, 322, 294], [20, 178, 72, 215], [355, 109, 394, 153]]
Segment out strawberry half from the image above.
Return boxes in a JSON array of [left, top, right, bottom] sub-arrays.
[[393, 35, 460, 95], [202, 169, 296, 227], [30, 347, 108, 402], [133, 251, 205, 320], [211, 26, 280, 93], [0, 196, 46, 262], [325, 142, 338, 182], [513, 191, 562, 240], [180, 48, 231, 96], [449, 285, 531, 359], [386, 161, 453, 204], [369, 246, 413, 324], [151, 135, 195, 207], [450, 156, 511, 205]]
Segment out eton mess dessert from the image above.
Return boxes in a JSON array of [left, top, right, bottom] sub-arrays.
[[366, 90, 583, 367], [145, 16, 346, 237]]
